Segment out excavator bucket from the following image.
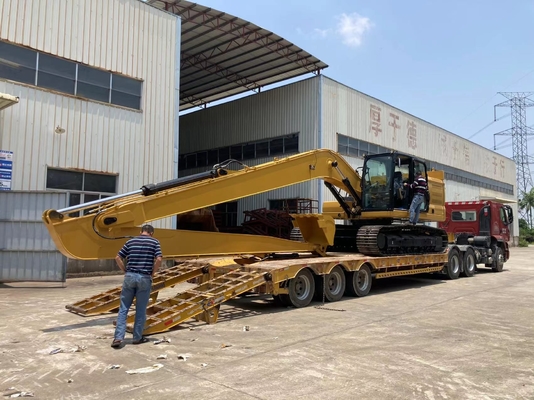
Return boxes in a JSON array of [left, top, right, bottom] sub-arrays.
[[291, 214, 336, 250]]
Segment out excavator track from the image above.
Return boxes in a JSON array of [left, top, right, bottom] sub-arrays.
[[357, 225, 448, 257], [65, 263, 208, 316]]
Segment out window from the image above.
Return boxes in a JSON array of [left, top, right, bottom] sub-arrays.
[[208, 149, 219, 166], [178, 133, 300, 171], [230, 145, 242, 160], [0, 41, 37, 85], [219, 147, 230, 161], [255, 142, 269, 158], [0, 40, 143, 110], [214, 202, 238, 227], [77, 65, 110, 103], [284, 134, 299, 153], [111, 73, 142, 109], [243, 143, 255, 160], [451, 210, 477, 221], [46, 168, 117, 217], [196, 151, 208, 167], [270, 138, 284, 156], [37, 53, 76, 94]]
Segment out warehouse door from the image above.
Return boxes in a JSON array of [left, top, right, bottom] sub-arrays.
[[0, 191, 67, 282]]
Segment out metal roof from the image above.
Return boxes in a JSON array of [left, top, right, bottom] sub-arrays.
[[0, 92, 19, 111], [145, 0, 328, 111]]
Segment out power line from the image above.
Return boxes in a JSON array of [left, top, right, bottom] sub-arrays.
[[468, 112, 511, 140], [452, 67, 534, 130]]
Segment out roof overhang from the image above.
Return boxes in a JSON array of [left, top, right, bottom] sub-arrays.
[[0, 92, 19, 111], [145, 0, 328, 111]]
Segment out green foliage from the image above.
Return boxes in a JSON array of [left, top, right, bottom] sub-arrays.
[[518, 238, 530, 247]]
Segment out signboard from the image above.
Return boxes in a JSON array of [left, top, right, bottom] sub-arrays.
[[0, 150, 13, 190]]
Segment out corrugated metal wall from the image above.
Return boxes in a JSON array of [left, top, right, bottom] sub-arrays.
[[179, 77, 321, 223], [0, 191, 67, 282], [0, 0, 179, 228], [321, 77, 516, 188]]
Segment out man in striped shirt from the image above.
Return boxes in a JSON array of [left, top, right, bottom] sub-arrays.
[[111, 224, 163, 348], [404, 171, 429, 226]]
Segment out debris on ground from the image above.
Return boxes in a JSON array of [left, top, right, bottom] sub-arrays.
[[190, 338, 198, 342], [200, 363, 208, 368], [2, 388, 35, 397], [243, 326, 250, 331], [125, 364, 164, 375], [156, 354, 167, 360], [153, 336, 171, 345], [177, 354, 191, 361], [67, 379, 73, 384], [108, 365, 121, 370], [220, 343, 232, 349], [48, 345, 87, 355]]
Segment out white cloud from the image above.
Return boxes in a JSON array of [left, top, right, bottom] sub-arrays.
[[335, 13, 373, 47]]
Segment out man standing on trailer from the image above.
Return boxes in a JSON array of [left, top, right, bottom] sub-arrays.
[[404, 171, 428, 225], [111, 224, 163, 348]]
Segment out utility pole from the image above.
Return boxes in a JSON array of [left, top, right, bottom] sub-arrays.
[[494, 92, 534, 226]]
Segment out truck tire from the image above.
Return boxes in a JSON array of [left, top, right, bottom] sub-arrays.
[[491, 246, 504, 272], [445, 248, 462, 280], [460, 247, 476, 277], [344, 264, 372, 297], [281, 268, 315, 308], [323, 265, 346, 302]]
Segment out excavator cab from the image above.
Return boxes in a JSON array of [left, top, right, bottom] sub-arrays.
[[361, 152, 429, 212]]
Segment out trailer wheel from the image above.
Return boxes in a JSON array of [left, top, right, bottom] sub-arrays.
[[323, 265, 346, 302], [445, 248, 461, 280], [282, 268, 315, 308], [491, 246, 504, 272], [345, 264, 372, 297], [460, 248, 476, 277]]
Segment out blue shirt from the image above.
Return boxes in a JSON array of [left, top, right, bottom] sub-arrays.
[[118, 235, 162, 275]]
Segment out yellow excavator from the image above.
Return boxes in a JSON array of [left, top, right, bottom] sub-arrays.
[[42, 149, 447, 260]]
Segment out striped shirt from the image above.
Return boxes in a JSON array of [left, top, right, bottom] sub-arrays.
[[408, 176, 428, 195], [118, 235, 162, 275]]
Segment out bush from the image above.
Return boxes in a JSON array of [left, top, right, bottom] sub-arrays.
[[519, 238, 530, 247]]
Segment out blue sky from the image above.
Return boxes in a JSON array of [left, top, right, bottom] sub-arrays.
[[188, 0, 534, 161]]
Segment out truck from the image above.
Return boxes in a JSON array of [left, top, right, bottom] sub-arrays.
[[41, 149, 511, 335], [438, 200, 513, 276]]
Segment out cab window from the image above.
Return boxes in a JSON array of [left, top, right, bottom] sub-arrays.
[[451, 210, 476, 221]]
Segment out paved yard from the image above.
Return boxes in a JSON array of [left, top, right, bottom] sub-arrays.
[[1, 247, 533, 400]]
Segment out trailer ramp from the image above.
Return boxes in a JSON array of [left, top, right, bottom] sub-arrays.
[[65, 263, 208, 316], [126, 269, 268, 335]]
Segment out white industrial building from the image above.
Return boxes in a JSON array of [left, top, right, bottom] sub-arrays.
[[0, 0, 181, 281], [0, 0, 518, 282]]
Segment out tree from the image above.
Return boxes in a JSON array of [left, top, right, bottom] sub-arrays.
[[519, 188, 534, 228]]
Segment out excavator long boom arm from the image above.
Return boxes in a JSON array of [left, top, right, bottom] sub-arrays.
[[42, 149, 362, 260]]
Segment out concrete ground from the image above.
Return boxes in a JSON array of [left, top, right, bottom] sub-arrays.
[[1, 248, 534, 400]]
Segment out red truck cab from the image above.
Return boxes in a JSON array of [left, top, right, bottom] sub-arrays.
[[438, 200, 514, 268]]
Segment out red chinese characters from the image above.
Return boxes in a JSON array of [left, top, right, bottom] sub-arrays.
[[388, 113, 400, 141], [441, 134, 448, 157], [463, 144, 470, 165], [452, 141, 459, 160], [406, 120, 417, 149], [369, 105, 382, 137]]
